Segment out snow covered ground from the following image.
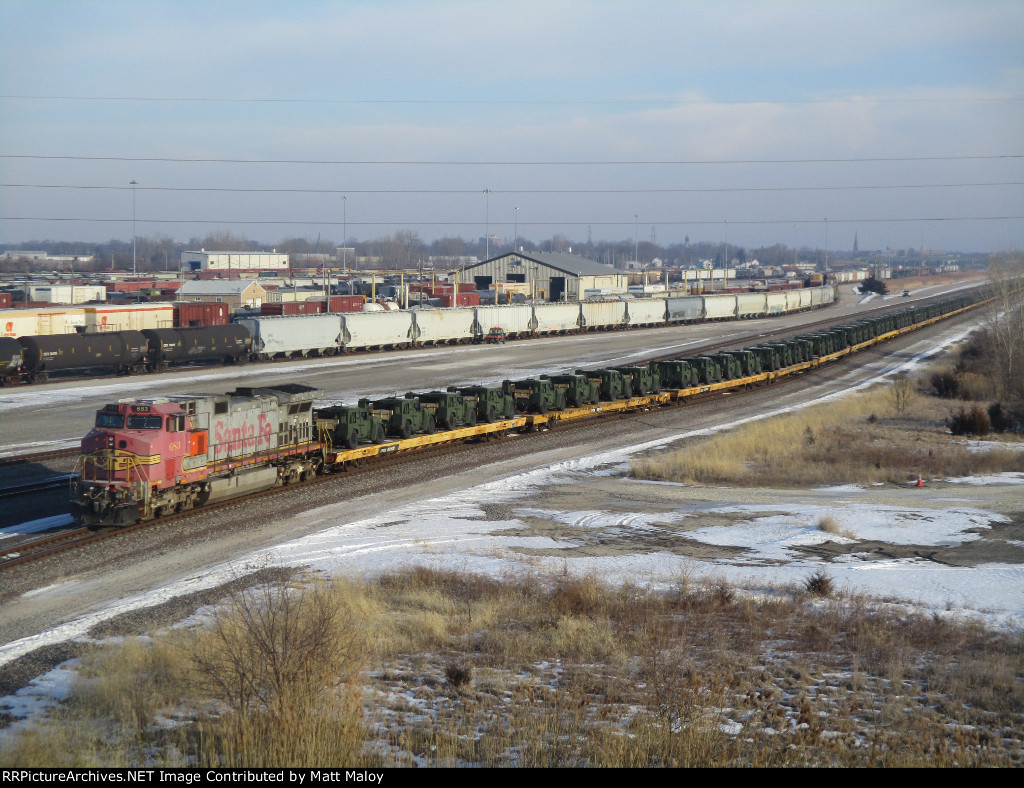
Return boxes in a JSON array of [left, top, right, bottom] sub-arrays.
[[1, 307, 1020, 734]]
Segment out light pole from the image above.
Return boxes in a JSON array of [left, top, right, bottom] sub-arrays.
[[824, 217, 829, 278], [724, 219, 729, 288], [513, 205, 518, 253], [794, 224, 798, 267], [634, 214, 639, 268], [484, 188, 491, 259], [130, 179, 138, 280], [341, 196, 348, 275]]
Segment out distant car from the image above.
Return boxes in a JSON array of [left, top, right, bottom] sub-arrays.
[[484, 327, 507, 344], [902, 289, 911, 297]]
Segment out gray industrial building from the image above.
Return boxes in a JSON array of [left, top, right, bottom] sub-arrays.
[[456, 251, 627, 302]]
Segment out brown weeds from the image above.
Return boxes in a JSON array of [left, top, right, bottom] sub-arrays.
[[1, 568, 1020, 768]]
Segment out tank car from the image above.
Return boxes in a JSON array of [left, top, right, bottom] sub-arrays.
[[0, 336, 24, 384], [142, 325, 252, 370], [73, 383, 323, 526], [18, 330, 147, 383]]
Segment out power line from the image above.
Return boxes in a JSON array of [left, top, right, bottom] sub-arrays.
[[2, 154, 1020, 166], [4, 215, 1019, 227], [2, 94, 1020, 106], [2, 182, 1020, 195]]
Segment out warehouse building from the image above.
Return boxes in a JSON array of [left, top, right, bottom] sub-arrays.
[[457, 252, 627, 302], [180, 250, 289, 273], [176, 279, 267, 311]]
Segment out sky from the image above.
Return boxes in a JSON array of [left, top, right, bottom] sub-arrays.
[[1, 0, 1022, 253]]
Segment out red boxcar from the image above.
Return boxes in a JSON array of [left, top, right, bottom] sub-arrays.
[[0, 293, 11, 308], [260, 301, 325, 316], [314, 295, 365, 312], [437, 291, 481, 308], [173, 301, 230, 327]]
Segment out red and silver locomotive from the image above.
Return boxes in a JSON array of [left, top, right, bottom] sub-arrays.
[[73, 383, 324, 526]]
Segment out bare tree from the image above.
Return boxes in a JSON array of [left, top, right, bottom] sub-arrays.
[[987, 252, 1024, 402], [888, 372, 917, 416]]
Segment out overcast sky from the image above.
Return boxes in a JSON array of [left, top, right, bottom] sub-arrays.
[[1, 0, 1021, 253]]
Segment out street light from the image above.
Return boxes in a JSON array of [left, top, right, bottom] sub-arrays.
[[341, 196, 348, 275], [130, 179, 138, 280], [824, 217, 829, 278], [484, 188, 491, 259], [634, 214, 639, 268], [513, 205, 518, 253]]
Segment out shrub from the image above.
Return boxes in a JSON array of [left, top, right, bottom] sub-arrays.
[[948, 406, 991, 437], [804, 570, 834, 597], [444, 659, 474, 690], [931, 371, 960, 399]]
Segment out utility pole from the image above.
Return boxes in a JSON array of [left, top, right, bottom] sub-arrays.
[[342, 196, 348, 274], [130, 180, 138, 280], [484, 188, 491, 259], [634, 214, 639, 268]]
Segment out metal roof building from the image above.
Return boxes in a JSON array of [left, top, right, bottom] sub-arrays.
[[456, 252, 627, 301]]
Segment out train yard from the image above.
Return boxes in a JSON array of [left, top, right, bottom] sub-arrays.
[[0, 297, 1004, 684], [0, 283, 992, 576]]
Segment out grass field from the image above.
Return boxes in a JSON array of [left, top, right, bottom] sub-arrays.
[[630, 382, 1024, 487], [1, 564, 1021, 768]]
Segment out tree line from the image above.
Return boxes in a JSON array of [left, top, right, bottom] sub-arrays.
[[1, 230, 846, 273]]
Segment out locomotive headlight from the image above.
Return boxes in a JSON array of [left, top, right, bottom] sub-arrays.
[[107, 435, 114, 448]]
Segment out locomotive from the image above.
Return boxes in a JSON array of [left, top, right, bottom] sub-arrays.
[[73, 383, 322, 526]]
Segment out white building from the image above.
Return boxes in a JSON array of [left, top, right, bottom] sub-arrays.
[[180, 250, 289, 273], [29, 284, 107, 304]]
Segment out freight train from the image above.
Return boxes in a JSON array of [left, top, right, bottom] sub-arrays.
[[1, 286, 836, 385], [71, 289, 985, 528]]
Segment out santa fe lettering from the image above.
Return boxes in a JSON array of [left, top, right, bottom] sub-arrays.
[[308, 773, 382, 784]]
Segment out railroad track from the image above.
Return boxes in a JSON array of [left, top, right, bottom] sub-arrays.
[[0, 288, 982, 471], [0, 294, 992, 575], [0, 475, 74, 499]]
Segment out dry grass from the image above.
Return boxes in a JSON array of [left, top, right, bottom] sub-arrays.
[[630, 380, 1024, 487], [2, 567, 1021, 767]]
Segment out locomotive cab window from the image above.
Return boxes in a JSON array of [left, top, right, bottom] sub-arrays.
[[127, 414, 163, 430], [95, 413, 124, 428], [166, 414, 185, 432]]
